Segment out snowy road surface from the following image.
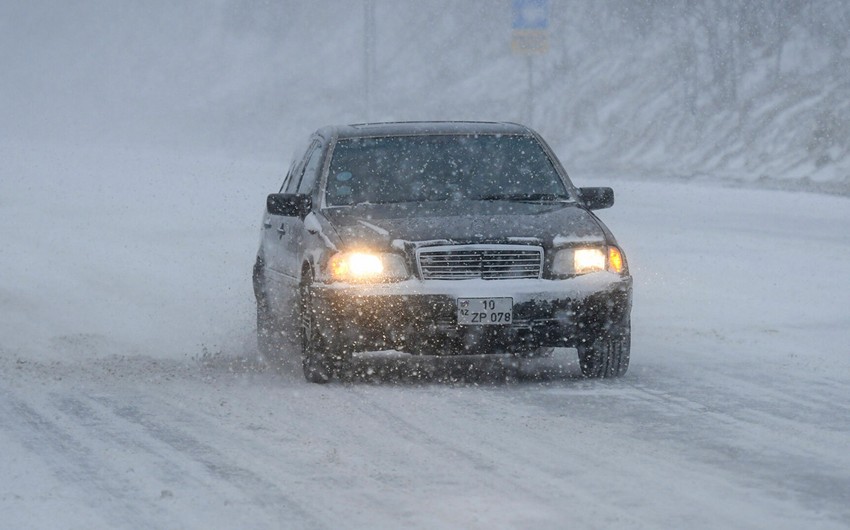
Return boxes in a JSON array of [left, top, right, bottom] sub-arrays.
[[1, 147, 849, 529]]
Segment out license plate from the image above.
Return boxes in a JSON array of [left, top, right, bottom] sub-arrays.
[[457, 297, 513, 325]]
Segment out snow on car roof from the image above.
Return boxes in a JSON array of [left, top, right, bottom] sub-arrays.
[[322, 121, 533, 139]]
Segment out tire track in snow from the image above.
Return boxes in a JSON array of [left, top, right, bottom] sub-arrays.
[[0, 387, 158, 530], [340, 384, 647, 526], [609, 377, 850, 525], [86, 393, 327, 530], [52, 394, 220, 498], [527, 378, 850, 528]]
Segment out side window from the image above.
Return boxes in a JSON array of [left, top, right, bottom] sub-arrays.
[[278, 159, 297, 192], [285, 140, 319, 194], [297, 142, 325, 194], [279, 137, 313, 192]]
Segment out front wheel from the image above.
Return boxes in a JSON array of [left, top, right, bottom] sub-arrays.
[[299, 281, 354, 383], [577, 325, 630, 378]]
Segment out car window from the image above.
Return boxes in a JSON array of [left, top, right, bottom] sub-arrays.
[[297, 142, 324, 194], [280, 138, 315, 193], [278, 159, 297, 193], [285, 140, 320, 194], [325, 134, 567, 205]]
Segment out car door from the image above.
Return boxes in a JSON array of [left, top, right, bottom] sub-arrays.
[[262, 141, 312, 313], [265, 139, 326, 315], [281, 138, 324, 275]]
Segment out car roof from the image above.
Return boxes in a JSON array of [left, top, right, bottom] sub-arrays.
[[317, 121, 534, 140]]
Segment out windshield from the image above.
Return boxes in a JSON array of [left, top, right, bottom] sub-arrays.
[[325, 134, 569, 206]]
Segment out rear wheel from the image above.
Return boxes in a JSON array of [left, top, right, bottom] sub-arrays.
[[577, 324, 630, 378], [256, 293, 286, 369]]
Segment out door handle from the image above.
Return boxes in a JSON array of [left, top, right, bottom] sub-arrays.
[[277, 223, 286, 238]]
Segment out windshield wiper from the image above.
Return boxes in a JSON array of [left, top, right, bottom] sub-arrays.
[[476, 193, 573, 202]]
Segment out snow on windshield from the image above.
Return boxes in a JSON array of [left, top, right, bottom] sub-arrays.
[[326, 134, 567, 205]]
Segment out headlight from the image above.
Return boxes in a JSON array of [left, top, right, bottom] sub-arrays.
[[327, 251, 409, 282], [552, 246, 626, 276], [573, 248, 606, 274]]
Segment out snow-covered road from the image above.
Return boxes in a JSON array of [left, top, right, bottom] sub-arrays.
[[1, 146, 849, 529]]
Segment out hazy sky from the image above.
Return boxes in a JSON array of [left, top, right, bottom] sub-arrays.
[[3, 1, 847, 179]]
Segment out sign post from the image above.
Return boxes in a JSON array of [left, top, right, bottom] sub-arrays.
[[364, 0, 375, 121], [511, 0, 549, 124]]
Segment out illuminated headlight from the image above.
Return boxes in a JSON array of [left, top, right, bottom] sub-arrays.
[[327, 251, 409, 282], [552, 246, 626, 276]]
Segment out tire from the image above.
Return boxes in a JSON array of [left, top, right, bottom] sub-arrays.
[[577, 324, 631, 378], [299, 280, 335, 384], [256, 293, 285, 368]]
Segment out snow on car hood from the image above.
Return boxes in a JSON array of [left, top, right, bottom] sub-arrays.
[[321, 200, 606, 250]]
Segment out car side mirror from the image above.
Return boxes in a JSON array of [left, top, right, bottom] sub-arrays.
[[267, 193, 312, 218], [577, 187, 614, 210]]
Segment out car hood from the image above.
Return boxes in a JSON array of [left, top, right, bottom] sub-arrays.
[[321, 200, 608, 250]]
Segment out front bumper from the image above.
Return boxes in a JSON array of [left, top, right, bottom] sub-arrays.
[[310, 272, 633, 355]]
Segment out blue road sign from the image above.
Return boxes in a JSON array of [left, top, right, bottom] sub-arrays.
[[512, 0, 549, 30]]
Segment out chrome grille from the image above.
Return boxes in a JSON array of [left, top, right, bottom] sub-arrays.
[[417, 245, 543, 280]]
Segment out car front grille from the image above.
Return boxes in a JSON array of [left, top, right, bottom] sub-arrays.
[[416, 245, 543, 280]]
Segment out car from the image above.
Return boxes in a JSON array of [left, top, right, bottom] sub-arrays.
[[253, 121, 632, 383]]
